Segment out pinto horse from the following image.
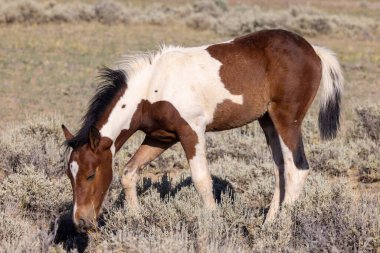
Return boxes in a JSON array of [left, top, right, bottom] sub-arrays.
[[62, 29, 343, 231]]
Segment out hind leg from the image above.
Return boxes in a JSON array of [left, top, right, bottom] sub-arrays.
[[268, 103, 310, 206], [259, 113, 285, 222], [279, 134, 309, 204]]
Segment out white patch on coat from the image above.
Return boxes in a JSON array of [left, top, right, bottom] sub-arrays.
[[73, 204, 78, 222], [70, 161, 79, 222], [110, 143, 116, 167], [100, 43, 243, 141], [110, 144, 115, 156], [70, 161, 79, 183], [279, 137, 308, 204]]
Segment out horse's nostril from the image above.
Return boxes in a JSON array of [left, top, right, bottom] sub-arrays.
[[78, 218, 86, 228]]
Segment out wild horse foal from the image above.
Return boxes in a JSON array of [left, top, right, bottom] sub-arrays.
[[62, 29, 343, 231]]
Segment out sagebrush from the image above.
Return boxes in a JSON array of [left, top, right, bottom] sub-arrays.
[[0, 105, 379, 252], [0, 0, 377, 37]]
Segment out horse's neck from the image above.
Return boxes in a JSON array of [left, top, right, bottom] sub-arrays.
[[99, 82, 147, 153], [100, 45, 199, 152]]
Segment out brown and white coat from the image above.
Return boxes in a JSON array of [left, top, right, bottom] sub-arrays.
[[63, 29, 343, 231]]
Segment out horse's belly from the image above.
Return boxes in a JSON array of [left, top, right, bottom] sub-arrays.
[[206, 97, 268, 131], [147, 129, 178, 143]]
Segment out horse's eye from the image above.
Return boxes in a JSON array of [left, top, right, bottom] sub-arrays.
[[87, 173, 95, 181]]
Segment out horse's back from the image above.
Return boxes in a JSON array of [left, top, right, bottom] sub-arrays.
[[147, 29, 322, 132], [230, 29, 322, 101], [205, 29, 322, 131]]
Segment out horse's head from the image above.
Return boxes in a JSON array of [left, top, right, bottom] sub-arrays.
[[62, 124, 113, 232]]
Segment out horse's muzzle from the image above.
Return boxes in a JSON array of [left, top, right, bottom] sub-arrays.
[[75, 218, 95, 232]]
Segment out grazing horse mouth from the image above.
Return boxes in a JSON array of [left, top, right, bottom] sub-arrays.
[[73, 205, 100, 232], [74, 217, 98, 232]]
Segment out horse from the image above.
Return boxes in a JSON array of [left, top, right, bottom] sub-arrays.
[[62, 29, 343, 231]]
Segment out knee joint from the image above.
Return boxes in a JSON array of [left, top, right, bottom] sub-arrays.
[[121, 167, 140, 189]]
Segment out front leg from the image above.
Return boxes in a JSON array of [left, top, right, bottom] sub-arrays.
[[178, 125, 216, 209], [121, 136, 175, 211]]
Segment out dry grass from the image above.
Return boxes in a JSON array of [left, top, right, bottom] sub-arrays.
[[0, 109, 379, 252], [0, 0, 379, 252], [0, 23, 220, 127]]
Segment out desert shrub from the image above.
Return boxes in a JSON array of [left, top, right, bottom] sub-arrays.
[[0, 116, 64, 176], [0, 0, 377, 38], [47, 172, 378, 252], [0, 0, 47, 24], [135, 4, 191, 25], [354, 104, 380, 141], [191, 0, 227, 19], [186, 12, 216, 30], [94, 0, 130, 24], [290, 175, 380, 252], [206, 124, 269, 165], [0, 165, 71, 217], [308, 132, 379, 179], [250, 174, 380, 252], [213, 5, 376, 37], [0, 111, 377, 252], [359, 166, 380, 184], [48, 2, 96, 23], [0, 212, 42, 252], [298, 106, 379, 180], [340, 104, 380, 183], [308, 139, 357, 176]]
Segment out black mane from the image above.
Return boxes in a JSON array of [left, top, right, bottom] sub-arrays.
[[66, 67, 127, 149]]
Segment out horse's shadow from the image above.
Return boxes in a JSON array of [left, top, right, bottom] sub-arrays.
[[52, 175, 235, 252], [50, 209, 89, 253], [115, 174, 236, 208]]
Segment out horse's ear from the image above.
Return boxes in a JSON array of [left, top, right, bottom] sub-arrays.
[[89, 126, 101, 150], [62, 124, 74, 141]]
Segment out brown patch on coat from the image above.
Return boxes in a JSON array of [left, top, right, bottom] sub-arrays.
[[109, 100, 198, 160], [207, 29, 322, 151], [206, 35, 270, 131], [140, 100, 198, 160]]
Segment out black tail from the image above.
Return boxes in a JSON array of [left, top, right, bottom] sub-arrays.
[[318, 84, 342, 140], [313, 46, 344, 140]]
